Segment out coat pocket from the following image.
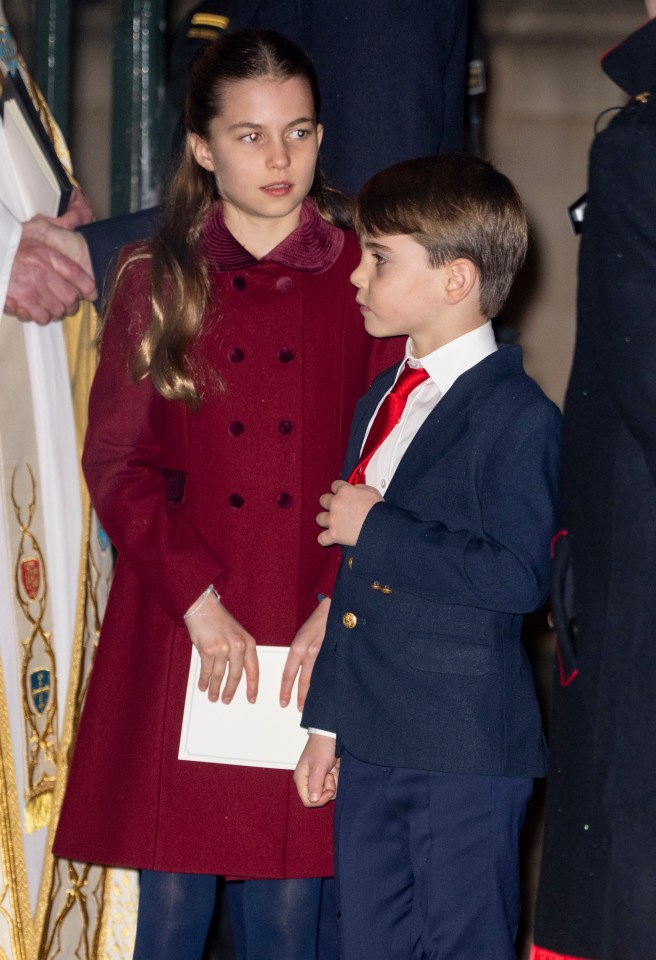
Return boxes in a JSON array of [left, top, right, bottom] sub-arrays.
[[160, 468, 187, 505], [405, 631, 495, 676]]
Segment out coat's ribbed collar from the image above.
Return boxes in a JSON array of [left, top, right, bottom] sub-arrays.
[[200, 199, 345, 274]]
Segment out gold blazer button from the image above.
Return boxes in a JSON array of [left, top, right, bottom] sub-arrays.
[[342, 612, 357, 629]]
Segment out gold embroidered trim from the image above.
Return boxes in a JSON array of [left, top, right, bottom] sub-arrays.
[[0, 73, 135, 955], [97, 869, 139, 959], [11, 466, 58, 836], [0, 658, 34, 960], [20, 60, 73, 176], [36, 304, 137, 958]]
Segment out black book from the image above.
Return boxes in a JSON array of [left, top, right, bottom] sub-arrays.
[[0, 69, 72, 218]]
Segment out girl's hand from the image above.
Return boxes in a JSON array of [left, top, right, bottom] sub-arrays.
[[185, 593, 259, 704], [280, 597, 331, 710], [294, 734, 339, 807]]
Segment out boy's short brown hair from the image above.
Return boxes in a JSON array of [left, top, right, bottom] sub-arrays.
[[353, 154, 528, 319]]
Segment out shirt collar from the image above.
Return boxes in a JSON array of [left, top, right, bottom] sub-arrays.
[[403, 321, 498, 396], [199, 198, 345, 274]]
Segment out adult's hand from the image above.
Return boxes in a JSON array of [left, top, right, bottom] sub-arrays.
[[5, 218, 96, 325], [46, 187, 94, 230]]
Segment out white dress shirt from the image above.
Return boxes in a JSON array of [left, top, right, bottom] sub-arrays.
[[364, 322, 498, 494]]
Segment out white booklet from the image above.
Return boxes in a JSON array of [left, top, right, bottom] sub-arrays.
[[178, 645, 308, 769]]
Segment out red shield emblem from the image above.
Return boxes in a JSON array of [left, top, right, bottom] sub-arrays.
[[20, 557, 40, 601]]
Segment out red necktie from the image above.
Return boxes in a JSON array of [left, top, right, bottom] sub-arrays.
[[348, 362, 430, 485]]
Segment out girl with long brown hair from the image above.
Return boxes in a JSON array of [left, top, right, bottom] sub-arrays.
[[54, 28, 400, 960]]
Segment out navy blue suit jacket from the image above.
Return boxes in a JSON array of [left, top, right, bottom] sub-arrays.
[[302, 345, 561, 778]]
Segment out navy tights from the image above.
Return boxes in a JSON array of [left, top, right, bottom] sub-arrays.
[[132, 871, 337, 960], [132, 871, 217, 960]]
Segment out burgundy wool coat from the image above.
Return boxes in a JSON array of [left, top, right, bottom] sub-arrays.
[[53, 202, 402, 878]]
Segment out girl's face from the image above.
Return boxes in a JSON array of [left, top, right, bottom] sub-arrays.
[[191, 75, 323, 238]]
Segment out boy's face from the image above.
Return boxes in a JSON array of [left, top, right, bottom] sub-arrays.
[[350, 233, 456, 356]]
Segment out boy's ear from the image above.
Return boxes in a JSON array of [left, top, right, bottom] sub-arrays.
[[444, 259, 478, 305], [189, 133, 215, 172]]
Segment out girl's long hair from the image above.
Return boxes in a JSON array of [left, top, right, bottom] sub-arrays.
[[117, 29, 351, 410]]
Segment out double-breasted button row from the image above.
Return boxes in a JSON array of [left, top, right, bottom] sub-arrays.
[[228, 492, 294, 509], [227, 347, 296, 363], [231, 275, 294, 293], [227, 420, 295, 436]]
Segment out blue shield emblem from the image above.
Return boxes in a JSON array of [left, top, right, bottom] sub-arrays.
[[30, 670, 50, 715]]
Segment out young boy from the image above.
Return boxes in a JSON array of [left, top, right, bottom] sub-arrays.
[[295, 155, 561, 960]]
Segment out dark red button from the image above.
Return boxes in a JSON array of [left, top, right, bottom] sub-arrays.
[[278, 420, 294, 435], [279, 348, 295, 363], [232, 276, 246, 291], [228, 348, 245, 363], [276, 277, 293, 292], [229, 494, 245, 508], [277, 492, 293, 508], [229, 421, 245, 437]]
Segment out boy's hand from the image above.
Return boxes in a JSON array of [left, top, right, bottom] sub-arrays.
[[185, 594, 259, 704], [294, 733, 339, 806], [280, 597, 331, 709], [317, 480, 383, 546]]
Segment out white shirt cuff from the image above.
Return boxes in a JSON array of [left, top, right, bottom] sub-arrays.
[[307, 727, 337, 739]]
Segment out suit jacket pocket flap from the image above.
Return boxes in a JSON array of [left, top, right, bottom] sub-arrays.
[[406, 632, 494, 676]]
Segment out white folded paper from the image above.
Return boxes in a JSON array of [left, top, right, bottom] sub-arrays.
[[178, 644, 308, 769]]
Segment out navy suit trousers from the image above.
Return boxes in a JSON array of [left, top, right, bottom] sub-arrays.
[[333, 752, 532, 960]]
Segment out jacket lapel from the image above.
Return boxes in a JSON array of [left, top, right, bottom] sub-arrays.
[[385, 347, 521, 500]]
